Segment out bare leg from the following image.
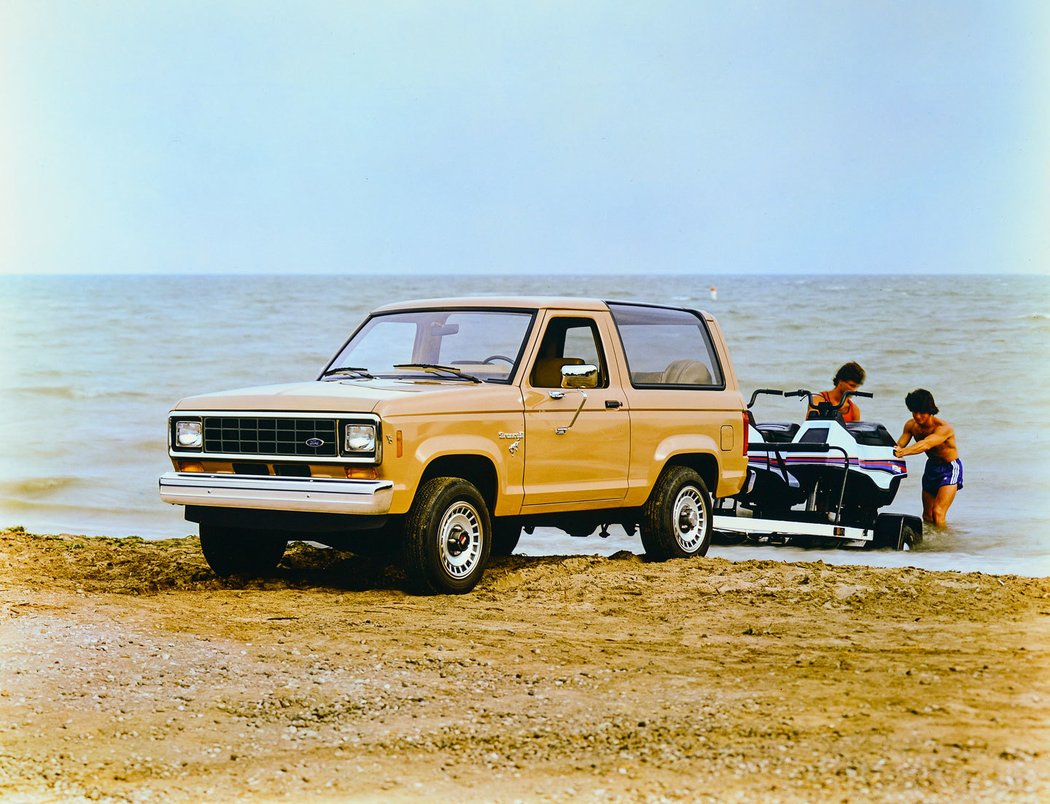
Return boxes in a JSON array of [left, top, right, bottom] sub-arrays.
[[923, 485, 958, 526], [921, 490, 936, 523]]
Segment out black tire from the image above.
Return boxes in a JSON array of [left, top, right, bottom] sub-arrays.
[[640, 466, 713, 560], [490, 520, 522, 557], [199, 525, 288, 577], [870, 514, 924, 551], [902, 523, 922, 550], [403, 477, 492, 594]]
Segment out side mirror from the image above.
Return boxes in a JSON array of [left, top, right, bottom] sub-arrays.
[[561, 364, 599, 389]]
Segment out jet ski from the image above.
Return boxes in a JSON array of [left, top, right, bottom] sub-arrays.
[[713, 388, 922, 550]]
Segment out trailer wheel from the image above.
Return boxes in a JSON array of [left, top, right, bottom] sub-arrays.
[[900, 523, 922, 550], [403, 477, 492, 594], [871, 514, 924, 551], [641, 466, 712, 560], [199, 525, 287, 577]]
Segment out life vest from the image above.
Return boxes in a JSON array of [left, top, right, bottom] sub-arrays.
[[819, 390, 860, 422]]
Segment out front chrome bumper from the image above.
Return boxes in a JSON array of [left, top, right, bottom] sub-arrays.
[[159, 472, 393, 515]]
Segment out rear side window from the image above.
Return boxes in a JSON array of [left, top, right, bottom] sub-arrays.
[[608, 303, 723, 388]]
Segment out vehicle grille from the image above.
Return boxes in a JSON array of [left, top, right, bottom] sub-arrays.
[[202, 417, 338, 457]]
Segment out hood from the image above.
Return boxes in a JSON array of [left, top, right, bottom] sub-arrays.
[[172, 378, 484, 414]]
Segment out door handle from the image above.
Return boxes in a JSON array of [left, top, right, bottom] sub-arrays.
[[605, 400, 623, 409]]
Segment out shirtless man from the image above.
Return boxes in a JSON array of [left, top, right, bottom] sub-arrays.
[[894, 389, 962, 526]]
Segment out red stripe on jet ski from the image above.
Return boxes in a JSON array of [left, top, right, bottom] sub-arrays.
[[747, 455, 907, 475]]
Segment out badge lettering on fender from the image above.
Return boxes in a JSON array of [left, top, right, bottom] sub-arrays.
[[498, 432, 523, 456]]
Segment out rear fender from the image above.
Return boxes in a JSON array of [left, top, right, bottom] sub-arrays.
[[645, 434, 737, 500]]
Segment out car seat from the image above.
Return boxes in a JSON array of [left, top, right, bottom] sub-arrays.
[[660, 359, 712, 385]]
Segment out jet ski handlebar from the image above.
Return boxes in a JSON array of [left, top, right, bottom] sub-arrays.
[[746, 388, 785, 409], [785, 388, 873, 410]]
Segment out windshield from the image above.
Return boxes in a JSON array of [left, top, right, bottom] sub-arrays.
[[324, 308, 535, 383]]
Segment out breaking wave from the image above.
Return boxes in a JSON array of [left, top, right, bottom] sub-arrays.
[[10, 386, 155, 401], [2, 476, 84, 497]]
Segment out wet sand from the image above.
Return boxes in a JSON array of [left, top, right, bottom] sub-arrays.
[[1, 528, 1048, 802]]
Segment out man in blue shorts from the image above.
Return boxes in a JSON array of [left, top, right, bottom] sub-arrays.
[[893, 389, 962, 526]]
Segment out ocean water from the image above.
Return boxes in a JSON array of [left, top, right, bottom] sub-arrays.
[[1, 274, 1047, 577]]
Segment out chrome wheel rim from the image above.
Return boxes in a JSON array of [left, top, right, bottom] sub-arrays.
[[673, 486, 706, 553], [438, 501, 483, 579]]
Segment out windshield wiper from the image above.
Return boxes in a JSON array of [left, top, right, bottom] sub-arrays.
[[393, 363, 482, 383], [321, 366, 375, 379]]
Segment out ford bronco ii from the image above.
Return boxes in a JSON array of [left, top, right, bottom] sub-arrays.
[[160, 297, 748, 594]]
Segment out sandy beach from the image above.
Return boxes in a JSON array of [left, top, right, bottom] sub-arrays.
[[1, 527, 1047, 802]]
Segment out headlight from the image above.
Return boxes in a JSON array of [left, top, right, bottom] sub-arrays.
[[344, 423, 376, 453], [174, 420, 203, 450]]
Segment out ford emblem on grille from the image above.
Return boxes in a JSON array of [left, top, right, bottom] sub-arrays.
[[305, 437, 325, 448]]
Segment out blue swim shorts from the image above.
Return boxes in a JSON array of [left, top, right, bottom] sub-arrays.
[[922, 458, 964, 495]]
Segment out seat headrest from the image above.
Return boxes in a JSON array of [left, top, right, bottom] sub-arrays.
[[661, 359, 712, 385]]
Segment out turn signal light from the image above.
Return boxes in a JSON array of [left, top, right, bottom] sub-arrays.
[[345, 466, 379, 480], [177, 461, 206, 473]]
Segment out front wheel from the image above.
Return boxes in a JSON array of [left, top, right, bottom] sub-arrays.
[[640, 466, 713, 560], [403, 477, 492, 594], [199, 525, 288, 577]]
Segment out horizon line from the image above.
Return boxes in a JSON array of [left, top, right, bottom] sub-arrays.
[[2, 270, 1047, 279]]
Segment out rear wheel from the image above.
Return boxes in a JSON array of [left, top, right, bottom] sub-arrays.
[[403, 477, 492, 594], [640, 466, 712, 560], [199, 525, 287, 577]]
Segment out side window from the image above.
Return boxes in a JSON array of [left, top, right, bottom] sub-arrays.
[[608, 303, 723, 388], [530, 317, 609, 388]]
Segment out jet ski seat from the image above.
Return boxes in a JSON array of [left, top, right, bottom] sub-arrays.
[[844, 421, 896, 446], [756, 423, 800, 443]]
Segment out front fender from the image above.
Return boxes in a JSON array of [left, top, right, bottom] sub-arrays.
[[385, 417, 525, 515]]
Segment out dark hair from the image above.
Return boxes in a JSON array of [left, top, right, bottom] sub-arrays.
[[905, 388, 939, 415], [834, 361, 865, 386]]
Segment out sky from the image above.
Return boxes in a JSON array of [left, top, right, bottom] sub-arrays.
[[1, 1, 1047, 276]]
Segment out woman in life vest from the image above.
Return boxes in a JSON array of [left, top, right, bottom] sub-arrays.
[[807, 361, 866, 422]]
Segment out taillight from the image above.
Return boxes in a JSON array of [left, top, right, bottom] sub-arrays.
[[742, 411, 749, 456]]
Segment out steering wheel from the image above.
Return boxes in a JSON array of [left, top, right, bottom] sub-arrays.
[[482, 355, 514, 365]]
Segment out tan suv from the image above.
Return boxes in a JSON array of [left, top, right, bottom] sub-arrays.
[[160, 297, 748, 593]]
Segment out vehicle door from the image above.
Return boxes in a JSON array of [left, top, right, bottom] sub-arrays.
[[521, 313, 630, 507]]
